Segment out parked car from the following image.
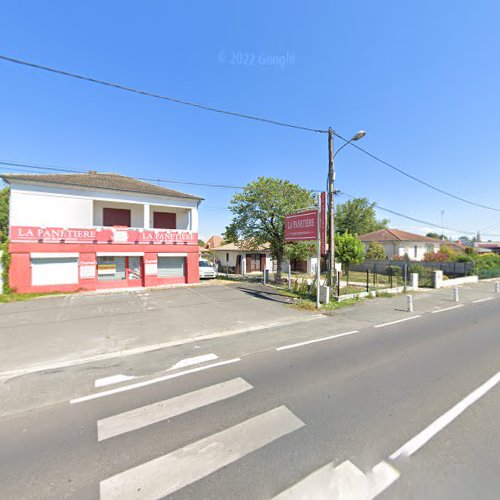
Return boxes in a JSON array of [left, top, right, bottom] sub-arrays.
[[199, 259, 217, 279]]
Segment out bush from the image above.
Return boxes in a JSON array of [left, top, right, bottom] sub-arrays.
[[1, 240, 10, 294], [409, 263, 433, 287], [366, 242, 386, 260], [423, 251, 449, 262]]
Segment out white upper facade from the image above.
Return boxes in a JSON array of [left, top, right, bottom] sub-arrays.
[[8, 178, 200, 232]]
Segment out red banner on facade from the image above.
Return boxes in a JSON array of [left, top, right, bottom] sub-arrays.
[[320, 192, 326, 255], [9, 226, 198, 245], [284, 210, 318, 242]]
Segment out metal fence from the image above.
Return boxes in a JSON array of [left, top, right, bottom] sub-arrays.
[[349, 259, 474, 278]]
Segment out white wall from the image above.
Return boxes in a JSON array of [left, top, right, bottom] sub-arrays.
[[10, 189, 93, 227], [149, 205, 191, 230], [365, 241, 441, 261], [9, 181, 199, 231]]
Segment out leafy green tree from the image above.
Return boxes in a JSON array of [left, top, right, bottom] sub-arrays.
[[335, 197, 388, 235], [0, 187, 9, 243], [224, 177, 314, 283], [335, 232, 365, 273], [198, 239, 206, 247], [366, 241, 386, 260], [426, 232, 448, 241]]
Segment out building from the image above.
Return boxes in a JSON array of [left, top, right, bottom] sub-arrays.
[[212, 242, 274, 274], [3, 172, 202, 293], [474, 242, 500, 254], [359, 228, 442, 261]]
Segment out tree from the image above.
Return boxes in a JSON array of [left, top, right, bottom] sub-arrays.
[[198, 239, 206, 247], [0, 187, 9, 243], [335, 232, 365, 273], [426, 232, 448, 241], [224, 177, 314, 283], [335, 197, 389, 235], [366, 241, 386, 260]]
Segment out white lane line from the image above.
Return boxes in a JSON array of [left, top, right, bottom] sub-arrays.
[[99, 406, 304, 500], [167, 353, 218, 371], [70, 358, 241, 404], [98, 377, 252, 441], [472, 297, 494, 303], [273, 459, 399, 499], [390, 370, 500, 460], [374, 316, 421, 329], [432, 305, 464, 314], [276, 331, 359, 351], [94, 374, 137, 388]]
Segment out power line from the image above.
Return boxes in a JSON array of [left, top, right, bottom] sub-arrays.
[[0, 160, 244, 190], [335, 133, 500, 213], [0, 54, 327, 135], [337, 191, 500, 238], [3, 54, 500, 214]]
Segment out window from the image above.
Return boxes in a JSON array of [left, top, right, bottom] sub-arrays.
[[426, 244, 435, 254], [153, 212, 176, 229], [158, 257, 185, 278], [414, 245, 418, 258], [103, 208, 131, 227], [97, 256, 126, 281], [31, 257, 79, 286], [226, 253, 229, 263]]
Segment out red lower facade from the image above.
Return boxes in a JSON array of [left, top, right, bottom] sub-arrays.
[[9, 241, 200, 294]]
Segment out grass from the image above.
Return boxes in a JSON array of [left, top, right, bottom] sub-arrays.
[[0, 291, 74, 303]]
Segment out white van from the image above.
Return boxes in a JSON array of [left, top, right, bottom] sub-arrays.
[[199, 259, 217, 279]]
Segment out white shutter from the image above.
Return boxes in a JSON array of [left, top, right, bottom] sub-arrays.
[[157, 257, 185, 277], [31, 257, 79, 286]]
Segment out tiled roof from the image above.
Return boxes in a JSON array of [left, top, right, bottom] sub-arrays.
[[1, 172, 202, 200], [213, 241, 270, 252], [206, 236, 224, 248], [359, 228, 441, 243]]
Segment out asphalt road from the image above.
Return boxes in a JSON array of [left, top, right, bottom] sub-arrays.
[[1, 296, 499, 499]]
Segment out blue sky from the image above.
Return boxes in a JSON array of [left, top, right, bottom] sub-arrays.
[[1, 1, 500, 240]]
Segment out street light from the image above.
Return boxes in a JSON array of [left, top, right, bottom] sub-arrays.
[[327, 129, 366, 289]]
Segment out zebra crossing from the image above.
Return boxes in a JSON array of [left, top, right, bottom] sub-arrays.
[[97, 377, 306, 499]]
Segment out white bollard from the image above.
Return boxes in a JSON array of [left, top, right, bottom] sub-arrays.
[[495, 281, 500, 294], [453, 287, 459, 302], [406, 294, 414, 312]]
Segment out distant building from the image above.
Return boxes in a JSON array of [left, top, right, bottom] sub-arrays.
[[474, 242, 500, 254], [3, 172, 202, 293], [359, 228, 442, 261]]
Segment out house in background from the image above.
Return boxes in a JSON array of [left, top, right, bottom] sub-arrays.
[[359, 228, 442, 261], [212, 242, 274, 274], [3, 172, 202, 293], [475, 241, 500, 254]]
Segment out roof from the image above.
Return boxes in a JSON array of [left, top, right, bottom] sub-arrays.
[[1, 172, 202, 200], [359, 228, 441, 243], [213, 241, 271, 252], [475, 242, 500, 249], [205, 235, 224, 249]]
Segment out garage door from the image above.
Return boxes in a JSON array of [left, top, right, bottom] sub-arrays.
[[31, 257, 79, 286], [157, 257, 185, 278]]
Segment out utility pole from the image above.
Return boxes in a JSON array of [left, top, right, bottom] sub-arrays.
[[327, 127, 335, 288]]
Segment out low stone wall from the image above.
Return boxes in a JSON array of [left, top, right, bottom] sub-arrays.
[[432, 270, 479, 289], [336, 285, 410, 302]]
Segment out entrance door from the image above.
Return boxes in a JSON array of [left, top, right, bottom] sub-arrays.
[[127, 256, 143, 286]]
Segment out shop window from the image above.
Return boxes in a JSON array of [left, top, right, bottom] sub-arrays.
[[103, 208, 131, 227], [158, 257, 185, 278], [31, 257, 79, 286], [97, 256, 126, 281], [153, 212, 176, 229]]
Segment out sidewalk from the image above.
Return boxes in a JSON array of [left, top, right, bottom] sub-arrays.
[[0, 279, 498, 379]]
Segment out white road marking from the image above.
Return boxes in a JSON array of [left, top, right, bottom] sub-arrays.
[[390, 370, 500, 460], [472, 297, 494, 303], [94, 374, 137, 388], [276, 331, 359, 351], [167, 353, 218, 371], [99, 406, 304, 500], [374, 316, 421, 329], [98, 377, 252, 441], [274, 459, 399, 499], [431, 305, 464, 314], [0, 315, 322, 380], [70, 358, 241, 404]]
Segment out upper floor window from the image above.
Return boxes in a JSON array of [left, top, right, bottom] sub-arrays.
[[153, 212, 176, 229], [103, 208, 131, 227]]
